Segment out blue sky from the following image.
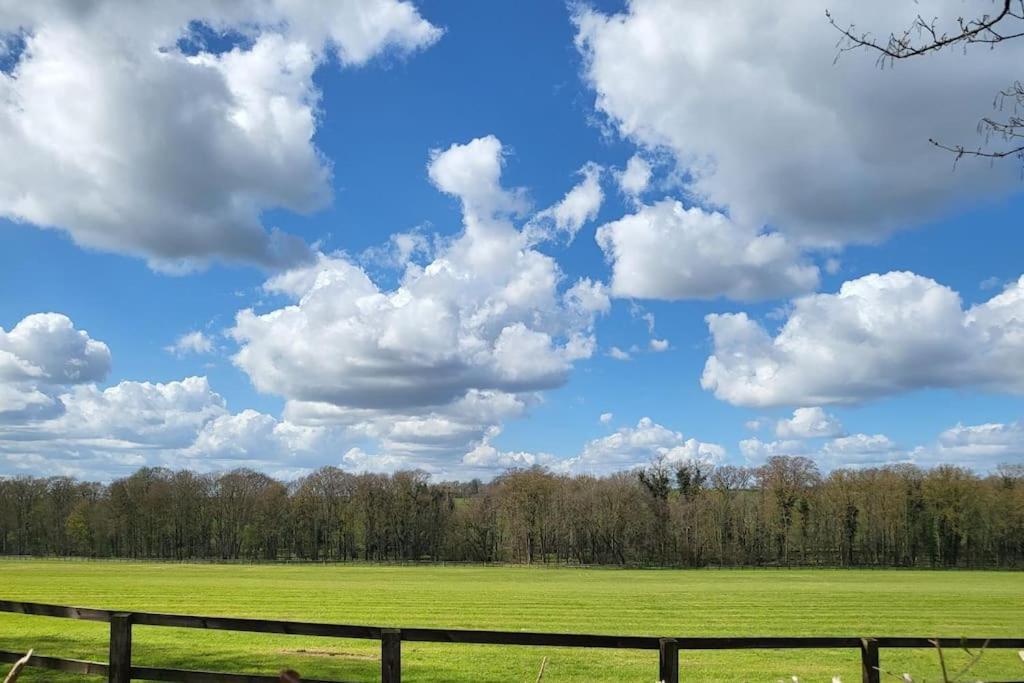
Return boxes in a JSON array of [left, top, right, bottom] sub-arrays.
[[1, 0, 1023, 480]]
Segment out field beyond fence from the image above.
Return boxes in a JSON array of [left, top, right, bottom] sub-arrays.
[[3, 598, 1024, 683], [1, 561, 1022, 682]]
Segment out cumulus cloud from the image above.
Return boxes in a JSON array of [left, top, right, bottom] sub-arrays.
[[776, 407, 844, 439], [360, 229, 434, 270], [703, 272, 1024, 407], [599, 412, 614, 424], [650, 338, 669, 352], [0, 0, 440, 269], [531, 163, 604, 242], [933, 421, 1024, 465], [0, 313, 110, 385], [51, 377, 228, 448], [231, 136, 606, 467], [575, 0, 1019, 245], [462, 427, 555, 471], [0, 314, 355, 478], [165, 330, 214, 356], [596, 200, 818, 301], [282, 388, 532, 470], [564, 278, 611, 317], [426, 135, 527, 220], [607, 346, 631, 361], [617, 154, 651, 197], [0, 372, 350, 478], [742, 432, 902, 468], [739, 438, 810, 464], [560, 417, 724, 475], [0, 313, 110, 423], [822, 433, 901, 466], [340, 446, 412, 474], [0, 375, 223, 476], [744, 418, 769, 432], [458, 417, 723, 476], [183, 408, 342, 464]]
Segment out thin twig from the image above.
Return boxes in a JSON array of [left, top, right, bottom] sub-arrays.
[[535, 655, 548, 682], [826, 0, 1024, 61], [3, 650, 32, 683], [949, 639, 988, 681], [930, 639, 950, 682]]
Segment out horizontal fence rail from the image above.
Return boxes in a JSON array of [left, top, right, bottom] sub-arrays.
[[1, 600, 1023, 683]]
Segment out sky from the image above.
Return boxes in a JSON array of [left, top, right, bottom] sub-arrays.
[[1, 0, 1023, 481]]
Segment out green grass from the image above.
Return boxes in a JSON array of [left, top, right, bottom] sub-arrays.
[[0, 560, 1021, 682]]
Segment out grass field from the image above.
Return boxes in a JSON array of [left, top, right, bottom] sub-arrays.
[[0, 560, 1021, 682]]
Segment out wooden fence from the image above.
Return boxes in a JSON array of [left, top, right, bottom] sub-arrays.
[[1, 600, 1022, 683]]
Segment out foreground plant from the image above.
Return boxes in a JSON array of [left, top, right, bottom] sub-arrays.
[[2, 650, 32, 683], [787, 645, 1024, 683]]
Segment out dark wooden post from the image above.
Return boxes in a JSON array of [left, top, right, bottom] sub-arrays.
[[659, 637, 679, 683], [382, 628, 401, 683], [108, 613, 133, 683], [860, 638, 880, 683]]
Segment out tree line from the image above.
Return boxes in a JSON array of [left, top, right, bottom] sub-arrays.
[[1, 457, 1022, 568]]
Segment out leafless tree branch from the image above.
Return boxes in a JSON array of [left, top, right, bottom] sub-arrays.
[[826, 0, 1024, 62], [3, 650, 32, 683], [826, 1, 1024, 162]]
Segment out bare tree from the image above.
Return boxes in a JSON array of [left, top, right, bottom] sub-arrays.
[[2, 459, 1023, 568], [827, 0, 1024, 161]]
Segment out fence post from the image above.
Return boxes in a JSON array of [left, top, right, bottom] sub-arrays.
[[382, 628, 401, 683], [108, 613, 133, 683], [860, 638, 880, 683], [659, 637, 679, 683]]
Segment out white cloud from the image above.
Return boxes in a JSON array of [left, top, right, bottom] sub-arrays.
[[0, 384, 57, 424], [531, 163, 604, 242], [0, 315, 349, 477], [0, 0, 439, 269], [776, 407, 844, 439], [561, 417, 724, 475], [934, 421, 1024, 465], [361, 229, 434, 269], [459, 416, 723, 476], [165, 330, 214, 356], [742, 432, 903, 468], [980, 276, 1004, 291], [596, 200, 818, 301], [599, 412, 614, 424], [739, 437, 810, 465], [703, 272, 1024, 407], [0, 371, 352, 478], [607, 346, 631, 361], [426, 134, 527, 220], [51, 377, 228, 448], [574, 0, 1019, 245], [240, 243, 590, 403], [183, 408, 344, 468], [462, 427, 554, 471], [283, 388, 530, 464], [822, 433, 901, 466], [0, 313, 110, 423], [0, 313, 110, 384], [745, 418, 769, 432], [231, 136, 604, 466], [340, 446, 412, 474], [617, 154, 651, 196], [649, 338, 669, 352], [0, 375, 223, 477], [638, 310, 656, 334], [564, 278, 611, 317]]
